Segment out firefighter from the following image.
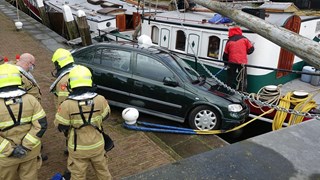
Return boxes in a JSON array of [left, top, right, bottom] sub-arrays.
[[54, 65, 112, 180], [0, 64, 47, 180], [16, 53, 42, 102], [50, 48, 75, 109]]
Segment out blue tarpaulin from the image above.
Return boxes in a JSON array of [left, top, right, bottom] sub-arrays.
[[208, 14, 232, 24]]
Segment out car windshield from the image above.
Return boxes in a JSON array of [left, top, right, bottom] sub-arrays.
[[161, 53, 200, 82]]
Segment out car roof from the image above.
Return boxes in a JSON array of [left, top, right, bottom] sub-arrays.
[[91, 41, 172, 55]]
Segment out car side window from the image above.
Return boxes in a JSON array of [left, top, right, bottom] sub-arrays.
[[93, 48, 130, 72], [136, 54, 174, 82], [73, 49, 95, 63]]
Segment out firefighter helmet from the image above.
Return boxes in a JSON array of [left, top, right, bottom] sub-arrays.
[[122, 107, 139, 125], [0, 64, 21, 88], [69, 65, 92, 89], [52, 48, 74, 69]]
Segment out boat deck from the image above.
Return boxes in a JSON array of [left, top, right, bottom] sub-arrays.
[[281, 78, 320, 105]]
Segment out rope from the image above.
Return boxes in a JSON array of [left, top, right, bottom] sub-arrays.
[[195, 109, 274, 134], [236, 64, 246, 91], [247, 85, 282, 113], [16, 0, 20, 21]]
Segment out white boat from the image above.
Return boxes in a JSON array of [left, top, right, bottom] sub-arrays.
[[23, 0, 165, 37], [140, 1, 320, 93]]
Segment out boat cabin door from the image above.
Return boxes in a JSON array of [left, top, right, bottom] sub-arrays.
[[160, 28, 170, 48], [187, 34, 200, 55]]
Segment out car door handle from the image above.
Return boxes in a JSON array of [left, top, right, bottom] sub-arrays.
[[134, 81, 143, 87]]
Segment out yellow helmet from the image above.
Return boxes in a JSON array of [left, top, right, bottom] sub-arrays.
[[52, 48, 74, 69], [0, 64, 21, 88], [69, 65, 92, 89]]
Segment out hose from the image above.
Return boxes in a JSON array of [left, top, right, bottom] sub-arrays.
[[123, 109, 273, 135], [123, 123, 197, 135], [272, 92, 317, 130]]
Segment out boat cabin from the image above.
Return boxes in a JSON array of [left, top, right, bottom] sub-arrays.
[[141, 2, 320, 93]]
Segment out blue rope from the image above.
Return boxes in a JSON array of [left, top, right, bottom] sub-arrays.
[[214, 66, 227, 76], [123, 122, 197, 135], [137, 121, 194, 132]]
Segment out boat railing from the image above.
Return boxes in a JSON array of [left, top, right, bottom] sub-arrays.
[[173, 51, 320, 77]]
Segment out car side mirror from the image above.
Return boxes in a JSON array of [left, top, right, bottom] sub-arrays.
[[163, 77, 178, 87]]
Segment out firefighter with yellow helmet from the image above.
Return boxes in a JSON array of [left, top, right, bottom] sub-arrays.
[[0, 64, 47, 179], [50, 48, 75, 109], [54, 65, 112, 180]]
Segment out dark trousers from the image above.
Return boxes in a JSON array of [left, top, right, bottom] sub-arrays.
[[227, 63, 247, 92]]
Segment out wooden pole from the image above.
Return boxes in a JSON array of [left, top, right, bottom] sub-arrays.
[[192, 0, 320, 69], [16, 0, 29, 14], [36, 0, 51, 28], [76, 10, 92, 46], [62, 5, 79, 40]]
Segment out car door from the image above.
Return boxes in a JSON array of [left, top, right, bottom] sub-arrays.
[[131, 52, 186, 121], [90, 46, 133, 106]]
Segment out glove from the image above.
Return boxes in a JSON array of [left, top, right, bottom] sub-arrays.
[[11, 145, 27, 158], [58, 124, 70, 137]]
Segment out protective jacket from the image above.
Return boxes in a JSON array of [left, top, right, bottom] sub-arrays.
[[17, 66, 42, 101], [50, 65, 74, 108], [223, 27, 254, 64], [0, 89, 47, 166], [54, 92, 111, 159]]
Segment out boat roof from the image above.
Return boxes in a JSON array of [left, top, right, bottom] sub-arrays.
[[259, 2, 299, 12], [145, 9, 320, 32], [45, 0, 164, 22]]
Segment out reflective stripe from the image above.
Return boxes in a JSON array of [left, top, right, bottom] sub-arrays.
[[56, 91, 69, 96], [55, 114, 71, 125], [101, 106, 110, 118], [0, 121, 14, 129], [69, 76, 91, 81], [70, 116, 102, 125], [0, 110, 46, 129], [56, 55, 68, 62], [0, 139, 9, 153], [68, 139, 104, 150], [0, 73, 20, 78], [31, 109, 46, 121], [25, 133, 40, 148], [0, 119, 31, 129]]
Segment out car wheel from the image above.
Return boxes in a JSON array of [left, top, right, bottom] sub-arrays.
[[188, 105, 221, 130]]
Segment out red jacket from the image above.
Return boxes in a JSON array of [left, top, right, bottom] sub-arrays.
[[223, 27, 254, 64]]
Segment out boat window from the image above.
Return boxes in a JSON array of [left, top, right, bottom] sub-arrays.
[[207, 36, 220, 59], [151, 26, 159, 45], [175, 30, 186, 51], [136, 54, 175, 82]]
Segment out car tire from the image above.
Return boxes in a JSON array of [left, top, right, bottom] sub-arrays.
[[188, 105, 221, 130]]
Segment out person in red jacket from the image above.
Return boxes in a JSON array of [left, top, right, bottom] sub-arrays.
[[223, 26, 254, 92]]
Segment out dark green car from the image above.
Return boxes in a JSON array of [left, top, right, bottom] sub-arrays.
[[72, 41, 249, 130]]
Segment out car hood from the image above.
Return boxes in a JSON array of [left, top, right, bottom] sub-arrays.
[[194, 78, 243, 103]]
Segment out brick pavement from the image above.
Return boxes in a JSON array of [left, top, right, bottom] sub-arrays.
[[0, 2, 175, 179]]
